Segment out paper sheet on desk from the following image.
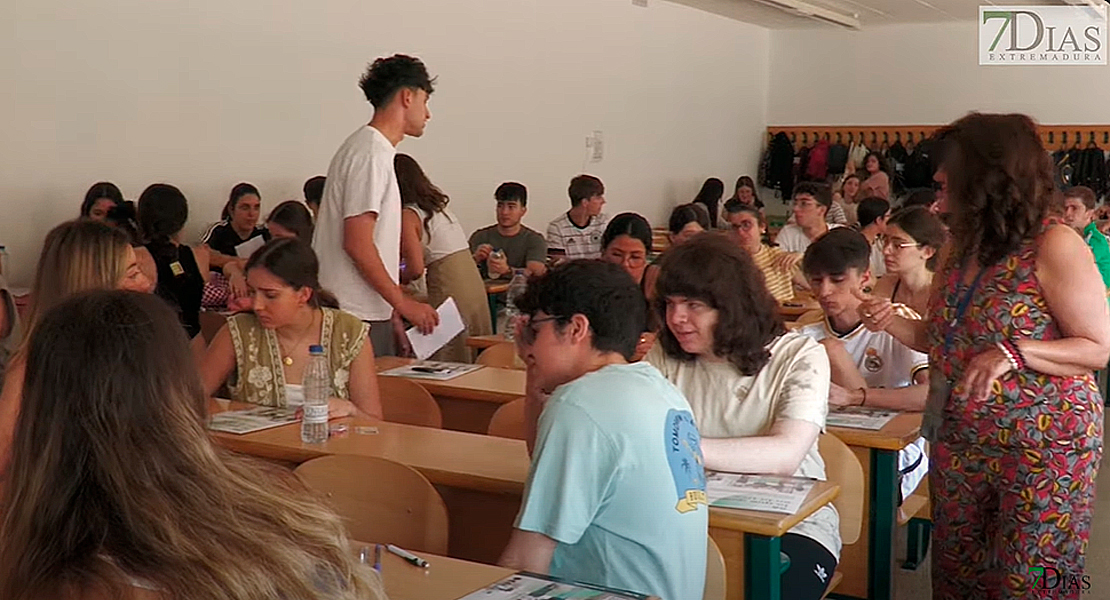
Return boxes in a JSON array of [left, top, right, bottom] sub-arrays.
[[235, 236, 266, 258], [406, 297, 466, 360]]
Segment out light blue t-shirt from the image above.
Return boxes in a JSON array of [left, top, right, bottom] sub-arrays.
[[515, 362, 709, 600]]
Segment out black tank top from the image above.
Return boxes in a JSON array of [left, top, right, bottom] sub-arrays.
[[147, 242, 204, 338]]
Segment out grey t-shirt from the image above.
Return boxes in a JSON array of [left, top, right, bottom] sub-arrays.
[[468, 225, 547, 278]]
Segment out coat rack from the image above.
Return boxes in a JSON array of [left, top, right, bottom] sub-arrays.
[[767, 125, 1110, 150]]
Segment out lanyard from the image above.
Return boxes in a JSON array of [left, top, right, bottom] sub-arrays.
[[943, 265, 988, 354]]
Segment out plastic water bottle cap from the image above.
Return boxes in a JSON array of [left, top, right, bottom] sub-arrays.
[[309, 344, 325, 355]]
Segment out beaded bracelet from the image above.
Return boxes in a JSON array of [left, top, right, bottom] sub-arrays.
[[1004, 339, 1027, 370], [996, 341, 1022, 372]]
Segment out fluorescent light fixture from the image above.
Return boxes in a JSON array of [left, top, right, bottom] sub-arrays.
[[752, 0, 862, 29]]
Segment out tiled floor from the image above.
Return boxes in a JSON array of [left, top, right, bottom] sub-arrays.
[[890, 416, 1110, 599]]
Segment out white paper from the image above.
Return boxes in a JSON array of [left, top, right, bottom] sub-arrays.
[[826, 407, 899, 431], [235, 235, 266, 258], [208, 407, 299, 435], [380, 361, 482, 381], [704, 472, 815, 514], [405, 297, 466, 360]]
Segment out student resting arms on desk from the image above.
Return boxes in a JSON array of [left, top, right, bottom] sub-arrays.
[[201, 238, 382, 419], [646, 234, 840, 600], [0, 291, 386, 600], [797, 229, 928, 501], [500, 261, 708, 600]]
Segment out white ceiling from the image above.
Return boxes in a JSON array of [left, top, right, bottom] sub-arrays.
[[668, 0, 1096, 29]]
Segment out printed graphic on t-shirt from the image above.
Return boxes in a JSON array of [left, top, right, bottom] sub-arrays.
[[664, 409, 708, 513]]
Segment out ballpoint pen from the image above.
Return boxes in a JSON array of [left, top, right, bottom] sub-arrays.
[[386, 544, 430, 568], [373, 544, 381, 573]]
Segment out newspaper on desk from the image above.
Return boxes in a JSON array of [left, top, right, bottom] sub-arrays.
[[208, 406, 299, 435], [825, 406, 899, 431], [705, 472, 815, 514], [380, 361, 482, 381], [454, 571, 651, 600]]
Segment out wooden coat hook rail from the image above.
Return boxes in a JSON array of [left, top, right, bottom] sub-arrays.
[[767, 125, 1110, 149]]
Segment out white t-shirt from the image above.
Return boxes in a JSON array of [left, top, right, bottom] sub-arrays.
[[313, 126, 401, 322], [546, 212, 609, 260], [774, 223, 843, 254], [405, 205, 468, 264], [646, 333, 841, 559], [798, 318, 928, 389], [869, 237, 887, 278]]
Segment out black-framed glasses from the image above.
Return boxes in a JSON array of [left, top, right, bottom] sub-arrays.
[[882, 238, 922, 250], [519, 315, 565, 346]]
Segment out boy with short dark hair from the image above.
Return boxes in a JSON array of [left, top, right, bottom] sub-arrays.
[[798, 228, 928, 500], [1062, 185, 1110, 290], [546, 175, 609, 260], [468, 182, 547, 279], [500, 260, 708, 600], [775, 182, 840, 255]]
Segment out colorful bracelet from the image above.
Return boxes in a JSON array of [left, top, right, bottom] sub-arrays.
[[996, 341, 1022, 372]]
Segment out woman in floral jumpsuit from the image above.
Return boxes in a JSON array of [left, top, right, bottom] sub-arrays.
[[858, 113, 1110, 600]]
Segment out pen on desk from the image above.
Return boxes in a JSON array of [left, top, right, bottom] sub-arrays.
[[386, 544, 429, 568]]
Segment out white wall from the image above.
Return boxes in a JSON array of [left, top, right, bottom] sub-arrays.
[[0, 0, 770, 286], [768, 22, 1110, 126]]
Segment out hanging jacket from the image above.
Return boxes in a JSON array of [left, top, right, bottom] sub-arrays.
[[827, 143, 849, 176], [805, 140, 831, 181], [766, 132, 796, 199]]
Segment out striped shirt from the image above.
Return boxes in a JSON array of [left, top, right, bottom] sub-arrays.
[[546, 212, 609, 260], [750, 244, 796, 303]]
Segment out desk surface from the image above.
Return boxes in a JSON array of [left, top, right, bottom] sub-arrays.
[[485, 281, 510, 295], [376, 357, 525, 405], [377, 550, 512, 600], [466, 334, 508, 349], [828, 412, 923, 451], [211, 401, 837, 536]]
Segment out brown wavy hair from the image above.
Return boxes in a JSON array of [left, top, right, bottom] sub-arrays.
[[395, 153, 450, 240], [654, 234, 784, 375], [937, 113, 1052, 267], [0, 290, 383, 600]]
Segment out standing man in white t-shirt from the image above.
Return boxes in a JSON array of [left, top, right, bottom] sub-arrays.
[[313, 54, 439, 356]]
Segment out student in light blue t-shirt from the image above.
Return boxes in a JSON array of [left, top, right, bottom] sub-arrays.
[[498, 260, 708, 600]]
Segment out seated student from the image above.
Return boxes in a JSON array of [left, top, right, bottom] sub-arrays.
[[855, 196, 891, 278], [267, 200, 315, 241], [546, 175, 609, 260], [871, 207, 947, 316], [724, 202, 803, 303], [691, 177, 724, 229], [104, 200, 159, 292], [646, 235, 840, 600], [600, 213, 656, 360], [643, 203, 709, 300], [0, 290, 386, 600], [0, 274, 20, 385], [725, 175, 764, 211], [774, 182, 840, 255], [202, 182, 271, 270], [303, 175, 326, 218], [138, 184, 210, 339], [797, 228, 928, 501], [80, 181, 125, 221], [832, 174, 861, 226], [500, 261, 708, 600], [470, 182, 547, 279], [201, 238, 382, 419], [395, 154, 491, 362], [0, 220, 153, 478], [1062, 185, 1110, 290]]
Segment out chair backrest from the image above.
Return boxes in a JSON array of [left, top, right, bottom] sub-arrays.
[[487, 397, 526, 440], [476, 342, 525, 370], [198, 310, 228, 345], [818, 432, 865, 545], [703, 536, 727, 600], [377, 375, 443, 429], [294, 455, 449, 554]]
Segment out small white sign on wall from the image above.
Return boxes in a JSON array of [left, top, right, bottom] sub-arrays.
[[979, 5, 1108, 66]]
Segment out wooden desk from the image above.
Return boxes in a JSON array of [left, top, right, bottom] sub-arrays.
[[828, 412, 923, 600], [485, 280, 509, 334], [466, 334, 508, 349], [212, 404, 839, 600], [376, 357, 525, 433], [778, 302, 818, 319], [378, 550, 512, 600]]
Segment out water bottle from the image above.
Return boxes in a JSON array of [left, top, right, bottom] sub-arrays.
[[301, 344, 330, 444], [503, 269, 528, 341]]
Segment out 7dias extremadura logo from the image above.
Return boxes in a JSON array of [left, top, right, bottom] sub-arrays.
[[980, 5, 1108, 65]]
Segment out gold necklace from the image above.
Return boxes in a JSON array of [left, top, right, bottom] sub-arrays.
[[277, 311, 318, 367]]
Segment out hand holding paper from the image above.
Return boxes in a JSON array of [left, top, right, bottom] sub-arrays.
[[405, 297, 466, 360]]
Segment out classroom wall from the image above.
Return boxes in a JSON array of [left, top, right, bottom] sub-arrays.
[[0, 0, 770, 286], [767, 22, 1110, 126]]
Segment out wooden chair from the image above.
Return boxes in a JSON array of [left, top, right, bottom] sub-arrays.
[[703, 536, 727, 600], [476, 342, 525, 370], [377, 375, 443, 428], [487, 397, 526, 440], [900, 478, 932, 570], [294, 455, 449, 554], [818, 433, 865, 545], [198, 310, 228, 345]]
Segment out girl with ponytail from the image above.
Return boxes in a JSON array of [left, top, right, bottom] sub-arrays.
[[200, 238, 382, 419], [138, 184, 210, 338]]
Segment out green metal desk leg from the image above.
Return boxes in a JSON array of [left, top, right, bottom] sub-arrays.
[[868, 449, 898, 600], [487, 294, 499, 334], [744, 533, 782, 600]]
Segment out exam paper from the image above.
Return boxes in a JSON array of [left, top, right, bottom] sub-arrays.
[[406, 297, 466, 360], [235, 235, 266, 258]]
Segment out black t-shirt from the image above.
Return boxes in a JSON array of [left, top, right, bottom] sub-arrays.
[[202, 222, 269, 268]]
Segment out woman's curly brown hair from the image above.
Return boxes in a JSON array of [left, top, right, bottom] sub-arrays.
[[937, 113, 1053, 267], [653, 234, 784, 375]]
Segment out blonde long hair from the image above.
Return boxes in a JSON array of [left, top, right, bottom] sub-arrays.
[[0, 291, 385, 600], [24, 219, 131, 334]]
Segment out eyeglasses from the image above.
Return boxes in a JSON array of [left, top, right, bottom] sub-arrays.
[[791, 200, 817, 209], [882, 238, 922, 250], [605, 252, 647, 267], [518, 315, 565, 346]]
